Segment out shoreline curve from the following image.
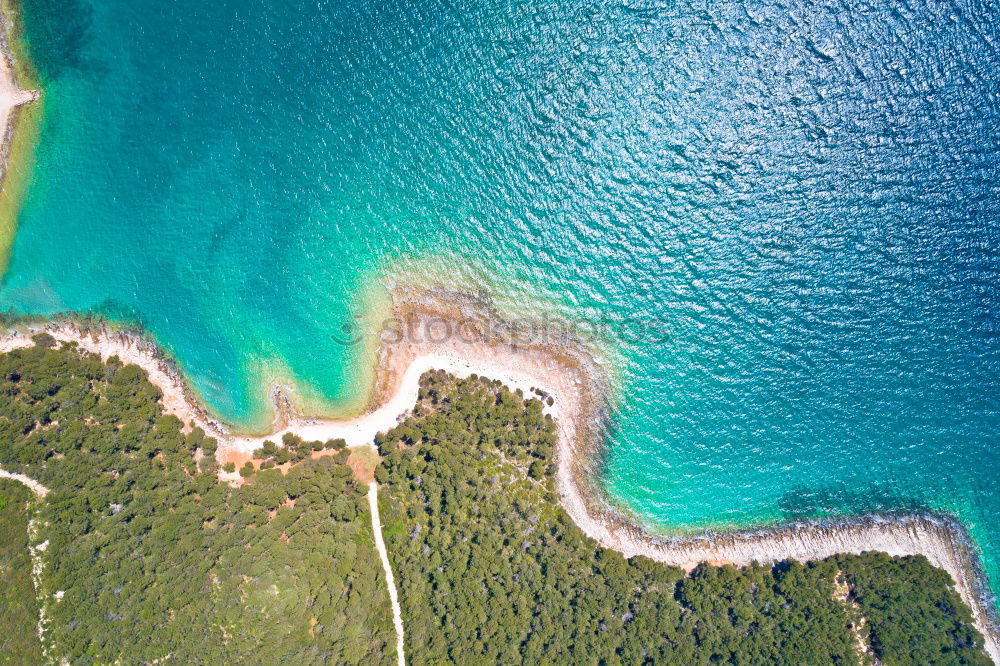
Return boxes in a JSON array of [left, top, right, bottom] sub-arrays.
[[0, 6, 40, 270], [2, 286, 998, 662], [0, 8, 38, 160]]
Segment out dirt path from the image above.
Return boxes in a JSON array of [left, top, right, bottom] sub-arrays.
[[0, 468, 48, 497], [368, 483, 405, 666], [0, 467, 50, 657], [0, 463, 410, 664]]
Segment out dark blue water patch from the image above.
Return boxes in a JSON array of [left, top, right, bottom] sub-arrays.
[[19, 0, 94, 80], [778, 482, 934, 522]]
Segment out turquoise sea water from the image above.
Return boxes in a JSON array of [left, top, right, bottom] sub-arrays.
[[3, 0, 1000, 597]]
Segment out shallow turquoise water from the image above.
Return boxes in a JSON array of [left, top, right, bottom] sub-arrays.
[[4, 0, 1000, 598]]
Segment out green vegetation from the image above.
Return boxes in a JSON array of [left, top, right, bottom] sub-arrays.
[[833, 552, 990, 664], [251, 433, 347, 468], [0, 479, 43, 664], [377, 371, 991, 665], [0, 342, 392, 664], [0, 342, 991, 665]]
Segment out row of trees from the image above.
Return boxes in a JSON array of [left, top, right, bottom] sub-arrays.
[[250, 432, 347, 471]]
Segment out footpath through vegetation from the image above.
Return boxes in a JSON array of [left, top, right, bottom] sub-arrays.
[[0, 338, 991, 665]]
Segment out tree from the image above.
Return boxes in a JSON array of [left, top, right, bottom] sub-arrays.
[[529, 460, 545, 479], [31, 332, 56, 348]]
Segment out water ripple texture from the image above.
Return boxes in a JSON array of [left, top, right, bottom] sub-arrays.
[[2, 0, 999, 596]]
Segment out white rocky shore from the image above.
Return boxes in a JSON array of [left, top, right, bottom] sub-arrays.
[[2, 313, 998, 663]]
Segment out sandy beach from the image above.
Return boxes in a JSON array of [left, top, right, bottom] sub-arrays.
[[0, 42, 36, 123], [2, 288, 999, 662]]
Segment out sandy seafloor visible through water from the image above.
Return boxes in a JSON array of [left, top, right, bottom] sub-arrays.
[[2, 0, 999, 606]]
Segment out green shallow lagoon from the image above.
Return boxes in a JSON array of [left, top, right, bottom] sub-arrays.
[[3, 0, 1000, 603]]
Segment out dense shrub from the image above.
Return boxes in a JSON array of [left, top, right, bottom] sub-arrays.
[[0, 344, 990, 665], [0, 343, 393, 664], [0, 479, 43, 664], [379, 372, 990, 665]]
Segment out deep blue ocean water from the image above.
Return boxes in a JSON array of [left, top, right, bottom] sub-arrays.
[[3, 0, 1000, 597]]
